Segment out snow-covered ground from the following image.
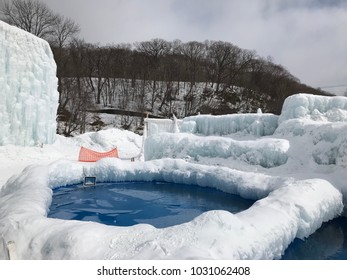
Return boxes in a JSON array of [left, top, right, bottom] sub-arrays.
[[1, 93, 347, 260]]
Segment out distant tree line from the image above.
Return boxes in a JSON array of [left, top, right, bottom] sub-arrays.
[[1, 0, 331, 136]]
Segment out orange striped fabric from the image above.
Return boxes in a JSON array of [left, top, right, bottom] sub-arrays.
[[78, 146, 119, 162]]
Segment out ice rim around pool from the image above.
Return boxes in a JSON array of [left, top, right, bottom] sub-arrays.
[[0, 157, 343, 260], [48, 180, 255, 229]]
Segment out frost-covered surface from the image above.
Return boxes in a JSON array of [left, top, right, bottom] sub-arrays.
[[279, 93, 347, 123], [0, 21, 59, 146], [275, 120, 347, 167], [0, 159, 342, 260], [145, 118, 182, 137], [183, 113, 279, 137], [145, 133, 289, 168], [48, 159, 290, 200], [1, 94, 347, 260]]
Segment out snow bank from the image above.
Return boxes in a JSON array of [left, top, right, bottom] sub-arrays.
[[0, 20, 58, 146], [279, 93, 347, 123], [183, 113, 279, 136], [144, 133, 289, 168], [0, 128, 143, 189], [0, 159, 342, 260]]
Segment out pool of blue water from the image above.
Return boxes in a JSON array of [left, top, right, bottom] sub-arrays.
[[282, 216, 347, 260], [48, 181, 255, 228]]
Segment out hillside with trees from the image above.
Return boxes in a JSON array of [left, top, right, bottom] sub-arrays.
[[1, 0, 332, 135]]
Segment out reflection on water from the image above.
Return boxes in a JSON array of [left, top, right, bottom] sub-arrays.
[[282, 216, 347, 260], [48, 181, 254, 228]]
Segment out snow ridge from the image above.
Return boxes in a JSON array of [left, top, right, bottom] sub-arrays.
[[183, 113, 279, 136], [145, 133, 289, 168]]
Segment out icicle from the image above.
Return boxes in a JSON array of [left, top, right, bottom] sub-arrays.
[[172, 114, 180, 133]]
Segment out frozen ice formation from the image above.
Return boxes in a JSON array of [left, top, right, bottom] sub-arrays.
[[0, 158, 343, 259], [183, 113, 279, 136], [279, 93, 347, 123], [145, 93, 347, 170], [145, 118, 183, 137], [0, 20, 59, 146], [144, 133, 289, 168]]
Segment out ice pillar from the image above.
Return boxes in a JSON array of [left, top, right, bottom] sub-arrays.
[[0, 20, 59, 146]]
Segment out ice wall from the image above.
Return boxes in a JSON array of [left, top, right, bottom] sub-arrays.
[[275, 94, 347, 168], [0, 20, 59, 146], [183, 113, 279, 136], [144, 133, 289, 168], [145, 118, 182, 137]]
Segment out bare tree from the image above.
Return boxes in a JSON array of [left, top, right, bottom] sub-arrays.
[[84, 45, 113, 105], [179, 41, 206, 115], [49, 15, 80, 48], [135, 39, 171, 111], [207, 41, 236, 95], [0, 0, 58, 39], [56, 39, 94, 135], [50, 15, 80, 104], [136, 38, 171, 62]]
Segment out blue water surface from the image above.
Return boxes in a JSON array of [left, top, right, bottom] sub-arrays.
[[282, 216, 347, 260], [48, 181, 254, 228]]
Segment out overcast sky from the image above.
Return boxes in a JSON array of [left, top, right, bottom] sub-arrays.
[[40, 0, 347, 93]]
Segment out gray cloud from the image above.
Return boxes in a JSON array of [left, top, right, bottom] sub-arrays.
[[40, 0, 347, 91]]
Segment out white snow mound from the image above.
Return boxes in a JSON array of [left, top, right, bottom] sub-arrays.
[[279, 93, 347, 123]]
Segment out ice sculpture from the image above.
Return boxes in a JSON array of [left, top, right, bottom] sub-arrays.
[[0, 20, 59, 146]]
